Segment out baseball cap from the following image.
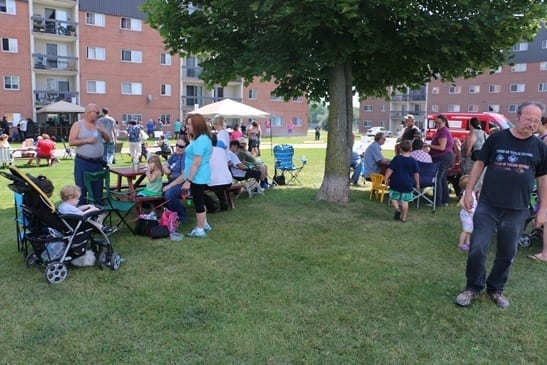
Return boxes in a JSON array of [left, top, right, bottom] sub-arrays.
[[404, 114, 415, 120], [237, 137, 247, 144]]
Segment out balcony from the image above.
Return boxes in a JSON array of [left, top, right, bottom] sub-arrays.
[[31, 16, 77, 37], [390, 111, 425, 120], [182, 66, 203, 79], [34, 90, 79, 106], [181, 96, 242, 108], [33, 53, 77, 73]]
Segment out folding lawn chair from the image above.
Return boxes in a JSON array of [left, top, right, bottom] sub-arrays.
[[273, 144, 307, 185], [84, 169, 136, 234], [410, 161, 440, 212], [61, 138, 73, 159]]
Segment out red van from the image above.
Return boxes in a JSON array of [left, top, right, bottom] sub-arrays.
[[425, 112, 513, 141]]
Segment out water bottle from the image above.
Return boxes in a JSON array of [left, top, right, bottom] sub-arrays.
[[132, 158, 139, 172]]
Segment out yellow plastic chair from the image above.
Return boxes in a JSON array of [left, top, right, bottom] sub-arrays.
[[369, 173, 388, 203]]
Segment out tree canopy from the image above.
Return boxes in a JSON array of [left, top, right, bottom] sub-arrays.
[[143, 0, 546, 202]]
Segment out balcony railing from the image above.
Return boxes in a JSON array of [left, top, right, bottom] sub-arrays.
[[390, 111, 425, 120], [181, 96, 242, 108], [391, 92, 426, 102], [182, 66, 203, 78], [34, 90, 79, 106], [31, 16, 77, 37], [33, 53, 77, 72]]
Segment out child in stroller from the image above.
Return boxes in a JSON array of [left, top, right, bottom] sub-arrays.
[[1, 166, 122, 284], [58, 185, 117, 235]]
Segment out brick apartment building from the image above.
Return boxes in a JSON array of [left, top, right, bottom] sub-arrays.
[[0, 0, 308, 138], [359, 26, 547, 135]]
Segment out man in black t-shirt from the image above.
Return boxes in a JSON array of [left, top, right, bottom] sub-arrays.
[[456, 101, 547, 309], [399, 114, 421, 141]]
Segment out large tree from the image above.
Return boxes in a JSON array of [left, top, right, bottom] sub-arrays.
[[142, 0, 546, 202]]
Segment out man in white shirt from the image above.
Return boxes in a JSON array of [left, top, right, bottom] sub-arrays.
[[228, 140, 261, 183]]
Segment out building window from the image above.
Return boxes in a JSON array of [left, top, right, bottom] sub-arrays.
[[542, 40, 547, 49], [185, 85, 203, 107], [363, 105, 372, 112], [431, 104, 439, 112], [293, 96, 304, 102], [121, 50, 142, 63], [160, 53, 171, 66], [248, 89, 257, 100], [540, 62, 547, 71], [447, 104, 460, 112], [511, 63, 527, 72], [270, 115, 283, 127], [3, 75, 19, 90], [121, 113, 142, 124], [468, 85, 480, 94], [431, 87, 439, 94], [512, 42, 528, 52], [87, 46, 105, 60], [508, 104, 518, 113], [492, 66, 503, 74], [363, 120, 373, 128], [160, 84, 171, 96], [87, 80, 106, 94], [121, 82, 142, 95], [380, 105, 386, 112], [185, 57, 202, 78], [448, 86, 461, 94], [121, 17, 142, 31], [1, 37, 17, 52], [539, 82, 547, 92], [159, 114, 171, 124], [488, 104, 500, 113], [509, 83, 525, 93], [468, 104, 479, 112], [0, 0, 15, 14], [86, 12, 105, 26], [291, 117, 303, 126], [270, 93, 283, 102], [488, 84, 501, 93]]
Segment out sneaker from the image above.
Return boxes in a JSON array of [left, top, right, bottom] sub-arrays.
[[204, 223, 212, 233], [393, 210, 401, 220], [489, 292, 510, 309], [187, 228, 206, 238], [455, 290, 479, 307]]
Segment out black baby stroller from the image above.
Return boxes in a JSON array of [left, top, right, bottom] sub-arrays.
[[1, 166, 122, 284], [519, 185, 543, 247]]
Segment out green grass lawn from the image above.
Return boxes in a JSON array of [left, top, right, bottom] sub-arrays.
[[0, 134, 545, 364]]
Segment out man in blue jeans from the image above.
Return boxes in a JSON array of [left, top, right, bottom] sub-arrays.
[[456, 101, 547, 309]]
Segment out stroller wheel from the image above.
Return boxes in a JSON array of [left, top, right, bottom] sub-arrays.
[[44, 262, 68, 284], [97, 251, 107, 270], [519, 234, 532, 248], [109, 252, 122, 271], [25, 252, 40, 268]]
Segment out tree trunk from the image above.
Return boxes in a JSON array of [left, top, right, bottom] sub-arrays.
[[316, 62, 353, 202]]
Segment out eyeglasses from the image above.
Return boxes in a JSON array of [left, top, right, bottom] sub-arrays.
[[176, 144, 186, 148]]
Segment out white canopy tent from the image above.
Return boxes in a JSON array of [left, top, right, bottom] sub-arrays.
[[37, 100, 86, 114], [188, 99, 269, 119]]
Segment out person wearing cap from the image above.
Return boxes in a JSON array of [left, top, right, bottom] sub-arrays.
[[399, 114, 421, 142], [236, 137, 270, 188]]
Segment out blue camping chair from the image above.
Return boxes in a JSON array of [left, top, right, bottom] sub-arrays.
[[410, 161, 440, 212], [273, 144, 307, 185]]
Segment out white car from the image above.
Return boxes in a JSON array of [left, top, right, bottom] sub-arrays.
[[366, 126, 392, 137]]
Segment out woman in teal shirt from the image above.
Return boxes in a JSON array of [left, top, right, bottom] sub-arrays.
[[182, 114, 213, 237]]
